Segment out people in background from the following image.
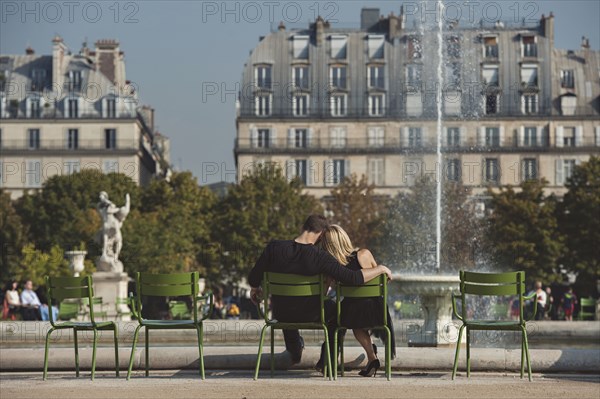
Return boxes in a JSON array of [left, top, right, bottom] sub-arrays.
[[561, 286, 578, 321], [3, 281, 21, 320], [20, 280, 42, 320], [530, 281, 547, 321]]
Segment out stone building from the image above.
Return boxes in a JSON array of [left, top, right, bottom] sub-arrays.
[[234, 8, 600, 200], [0, 37, 171, 199]]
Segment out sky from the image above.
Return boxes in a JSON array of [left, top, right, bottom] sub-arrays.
[[1, 0, 599, 185]]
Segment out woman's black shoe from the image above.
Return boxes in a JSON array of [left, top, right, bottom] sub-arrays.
[[359, 359, 380, 377]]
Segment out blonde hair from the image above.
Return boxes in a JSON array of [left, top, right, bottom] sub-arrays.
[[320, 225, 355, 265]]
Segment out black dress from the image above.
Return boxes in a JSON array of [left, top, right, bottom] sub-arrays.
[[340, 252, 396, 358]]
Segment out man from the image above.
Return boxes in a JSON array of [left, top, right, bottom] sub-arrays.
[[248, 215, 393, 366], [20, 280, 42, 321]]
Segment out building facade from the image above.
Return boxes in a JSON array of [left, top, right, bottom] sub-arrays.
[[0, 37, 170, 199], [234, 8, 600, 200]]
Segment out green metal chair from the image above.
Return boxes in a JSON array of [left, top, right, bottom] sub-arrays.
[[579, 297, 596, 320], [168, 300, 191, 320], [254, 272, 333, 380], [57, 301, 80, 321], [334, 275, 392, 380], [82, 297, 108, 321], [44, 275, 119, 380], [126, 272, 213, 380], [451, 271, 537, 381], [115, 297, 132, 320]]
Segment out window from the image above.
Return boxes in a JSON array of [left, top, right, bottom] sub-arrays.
[[446, 63, 461, 87], [330, 94, 347, 117], [29, 97, 41, 118], [291, 128, 308, 148], [67, 70, 82, 91], [293, 35, 309, 59], [105, 129, 116, 149], [368, 158, 384, 185], [521, 64, 538, 87], [524, 127, 537, 146], [293, 94, 309, 116], [408, 36, 422, 59], [367, 35, 385, 59], [561, 70, 575, 89], [484, 36, 498, 58], [368, 94, 385, 116], [325, 159, 347, 185], [562, 159, 576, 183], [67, 98, 79, 118], [255, 65, 272, 89], [563, 127, 576, 147], [522, 94, 538, 114], [64, 160, 80, 175], [484, 158, 500, 183], [67, 129, 78, 149], [368, 127, 384, 147], [330, 127, 346, 148], [522, 158, 537, 181], [330, 35, 347, 59], [31, 69, 46, 91], [294, 160, 308, 184], [25, 160, 41, 187], [257, 129, 270, 148], [447, 127, 460, 147], [103, 160, 118, 173], [485, 94, 499, 115], [255, 94, 272, 116], [482, 65, 499, 86], [330, 66, 347, 89], [406, 64, 422, 86], [485, 127, 500, 147], [447, 159, 461, 181], [368, 65, 384, 89], [409, 127, 422, 148], [447, 35, 461, 58], [293, 66, 309, 89], [106, 98, 116, 118], [522, 36, 537, 57], [28, 129, 40, 149]]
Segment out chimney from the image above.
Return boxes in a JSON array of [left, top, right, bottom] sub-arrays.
[[361, 8, 380, 30], [278, 21, 286, 31], [581, 36, 590, 49], [52, 35, 67, 90], [541, 12, 554, 43], [388, 12, 400, 38], [314, 16, 325, 46], [25, 46, 35, 55], [94, 39, 125, 93]]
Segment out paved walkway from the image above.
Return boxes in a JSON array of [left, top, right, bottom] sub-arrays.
[[1, 371, 599, 399]]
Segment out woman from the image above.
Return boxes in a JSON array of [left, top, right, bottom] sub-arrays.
[[320, 225, 396, 377], [3, 281, 21, 320]]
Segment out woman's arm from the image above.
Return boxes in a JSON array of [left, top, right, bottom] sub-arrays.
[[356, 249, 377, 269]]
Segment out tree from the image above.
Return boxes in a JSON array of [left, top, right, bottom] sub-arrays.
[[558, 156, 600, 291], [327, 174, 387, 249], [0, 190, 26, 287], [213, 164, 322, 283], [486, 179, 565, 284], [12, 244, 70, 288]]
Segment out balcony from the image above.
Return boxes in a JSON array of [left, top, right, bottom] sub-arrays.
[[1, 139, 138, 152]]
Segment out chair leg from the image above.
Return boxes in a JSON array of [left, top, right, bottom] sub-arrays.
[[333, 328, 339, 380], [452, 325, 465, 380], [43, 327, 55, 380], [270, 326, 275, 378], [91, 329, 98, 381], [520, 331, 525, 379], [384, 326, 392, 381], [196, 324, 205, 380], [126, 325, 142, 380], [253, 324, 269, 380], [322, 325, 333, 381], [145, 328, 149, 377], [113, 326, 120, 378], [340, 332, 345, 377], [522, 326, 532, 381], [466, 327, 471, 378], [74, 328, 80, 378]]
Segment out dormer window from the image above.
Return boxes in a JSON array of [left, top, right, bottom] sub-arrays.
[[30, 69, 46, 91], [367, 35, 385, 59], [103, 96, 117, 118], [293, 35, 309, 59], [521, 64, 538, 87], [67, 70, 82, 92], [482, 65, 499, 86], [330, 35, 347, 59], [522, 35, 537, 58], [254, 65, 272, 90], [484, 36, 498, 58], [561, 70, 575, 89]]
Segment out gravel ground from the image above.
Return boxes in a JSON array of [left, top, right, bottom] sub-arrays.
[[1, 371, 599, 399]]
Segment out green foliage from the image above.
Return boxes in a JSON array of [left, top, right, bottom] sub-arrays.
[[487, 179, 565, 283], [12, 244, 70, 288], [327, 174, 387, 249], [213, 164, 322, 282], [558, 156, 600, 282], [0, 190, 26, 287]]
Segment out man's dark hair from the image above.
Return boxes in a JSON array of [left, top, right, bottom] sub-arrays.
[[302, 214, 329, 233]]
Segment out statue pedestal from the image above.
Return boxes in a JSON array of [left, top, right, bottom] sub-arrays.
[[92, 271, 131, 321]]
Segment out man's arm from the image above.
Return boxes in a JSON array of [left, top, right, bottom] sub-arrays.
[[317, 251, 364, 285], [248, 244, 271, 304]]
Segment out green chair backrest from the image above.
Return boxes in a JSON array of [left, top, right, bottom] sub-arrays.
[[46, 276, 95, 325], [169, 301, 191, 320], [135, 272, 199, 322], [459, 271, 526, 322], [261, 272, 326, 323], [336, 275, 387, 326], [58, 302, 80, 321], [580, 297, 596, 320]]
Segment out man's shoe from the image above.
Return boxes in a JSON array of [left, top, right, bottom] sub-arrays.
[[290, 336, 304, 364]]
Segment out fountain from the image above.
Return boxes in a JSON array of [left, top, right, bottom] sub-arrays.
[[392, 1, 461, 347]]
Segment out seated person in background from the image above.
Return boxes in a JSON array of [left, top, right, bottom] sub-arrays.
[[20, 280, 42, 321], [3, 281, 21, 320]]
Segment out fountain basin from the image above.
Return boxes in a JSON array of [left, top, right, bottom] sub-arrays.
[[391, 274, 461, 347]]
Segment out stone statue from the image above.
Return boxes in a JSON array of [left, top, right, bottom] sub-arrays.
[[96, 191, 130, 273]]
